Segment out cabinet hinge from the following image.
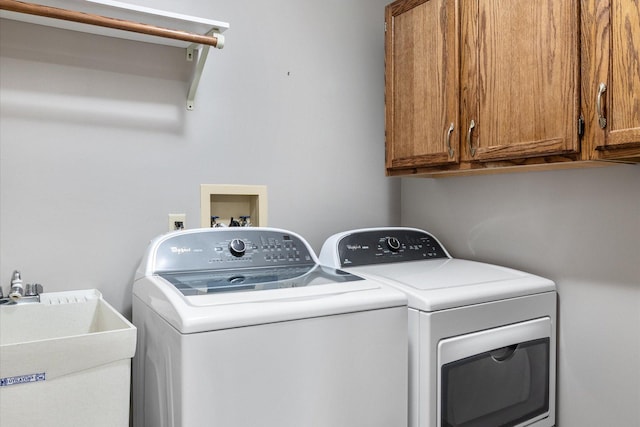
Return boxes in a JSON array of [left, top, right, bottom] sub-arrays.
[[577, 115, 585, 138], [384, 21, 387, 32]]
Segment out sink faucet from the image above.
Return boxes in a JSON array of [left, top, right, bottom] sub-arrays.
[[0, 270, 43, 305], [9, 270, 24, 300]]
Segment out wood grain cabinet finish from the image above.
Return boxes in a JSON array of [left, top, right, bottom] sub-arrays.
[[385, 0, 460, 170], [385, 0, 587, 176], [583, 0, 640, 162], [461, 0, 580, 164]]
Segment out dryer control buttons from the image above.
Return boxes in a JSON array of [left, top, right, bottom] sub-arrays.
[[336, 229, 449, 266], [386, 237, 401, 252], [229, 239, 247, 257]]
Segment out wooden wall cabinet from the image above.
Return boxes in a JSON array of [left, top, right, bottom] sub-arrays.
[[385, 0, 639, 177], [583, 0, 640, 162], [459, 0, 580, 165], [385, 0, 460, 170]]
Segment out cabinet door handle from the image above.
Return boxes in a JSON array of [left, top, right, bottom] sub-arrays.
[[446, 123, 455, 158], [597, 83, 607, 129], [467, 119, 476, 157]]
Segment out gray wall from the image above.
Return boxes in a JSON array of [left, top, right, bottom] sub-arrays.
[[0, 0, 399, 316], [2, 1, 639, 425], [401, 165, 640, 426]]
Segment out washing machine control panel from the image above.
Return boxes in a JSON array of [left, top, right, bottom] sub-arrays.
[[337, 229, 449, 267], [152, 229, 315, 273]]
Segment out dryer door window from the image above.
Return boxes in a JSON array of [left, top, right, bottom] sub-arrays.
[[437, 318, 552, 427]]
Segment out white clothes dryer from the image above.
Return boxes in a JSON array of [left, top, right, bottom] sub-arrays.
[[319, 227, 557, 427], [132, 227, 407, 427]]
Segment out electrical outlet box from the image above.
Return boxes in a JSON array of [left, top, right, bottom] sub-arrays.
[[169, 214, 186, 231], [200, 184, 267, 228]]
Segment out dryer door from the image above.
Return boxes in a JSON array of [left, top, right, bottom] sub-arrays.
[[437, 317, 552, 427]]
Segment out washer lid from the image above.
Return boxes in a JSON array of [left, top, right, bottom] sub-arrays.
[[133, 266, 408, 333], [158, 264, 361, 296], [345, 259, 556, 312]]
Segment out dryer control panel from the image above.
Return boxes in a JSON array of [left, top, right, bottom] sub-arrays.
[[151, 229, 315, 274], [336, 229, 449, 267]]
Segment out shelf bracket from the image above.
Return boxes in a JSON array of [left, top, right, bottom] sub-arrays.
[[186, 30, 221, 111]]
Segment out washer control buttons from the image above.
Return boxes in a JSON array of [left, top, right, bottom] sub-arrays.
[[229, 239, 246, 257], [386, 237, 401, 252]]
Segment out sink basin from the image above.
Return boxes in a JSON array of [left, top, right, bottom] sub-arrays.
[[0, 290, 136, 427]]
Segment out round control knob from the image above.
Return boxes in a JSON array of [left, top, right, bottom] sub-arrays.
[[229, 239, 246, 257], [386, 237, 401, 252]]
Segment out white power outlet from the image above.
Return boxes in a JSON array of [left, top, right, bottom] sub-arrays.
[[169, 214, 186, 231]]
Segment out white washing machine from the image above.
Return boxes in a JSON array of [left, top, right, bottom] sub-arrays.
[[319, 227, 557, 427], [132, 227, 408, 427]]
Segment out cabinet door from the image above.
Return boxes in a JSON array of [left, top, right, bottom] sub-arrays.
[[462, 0, 580, 162], [591, 0, 640, 160], [385, 0, 460, 173]]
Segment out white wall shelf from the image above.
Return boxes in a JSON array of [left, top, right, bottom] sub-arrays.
[[0, 0, 229, 110]]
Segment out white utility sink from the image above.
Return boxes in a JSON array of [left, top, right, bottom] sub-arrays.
[[0, 290, 136, 427]]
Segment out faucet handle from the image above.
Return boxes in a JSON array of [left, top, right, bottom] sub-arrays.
[[9, 270, 24, 300], [25, 283, 43, 297]]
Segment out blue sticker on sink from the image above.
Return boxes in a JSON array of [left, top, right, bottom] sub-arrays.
[[0, 372, 46, 387]]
